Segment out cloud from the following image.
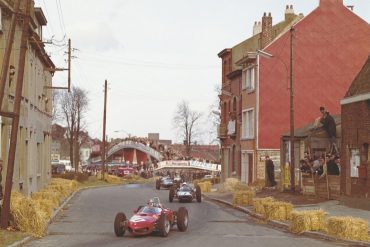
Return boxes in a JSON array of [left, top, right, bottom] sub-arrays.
[[71, 22, 123, 52]]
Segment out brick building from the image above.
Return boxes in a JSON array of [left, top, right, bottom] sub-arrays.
[[340, 55, 370, 206], [239, 0, 370, 185], [218, 5, 300, 182]]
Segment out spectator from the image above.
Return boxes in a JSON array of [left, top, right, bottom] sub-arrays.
[[327, 156, 340, 175], [319, 107, 338, 154], [265, 156, 277, 187]]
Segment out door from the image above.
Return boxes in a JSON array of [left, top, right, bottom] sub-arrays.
[[248, 153, 253, 184]]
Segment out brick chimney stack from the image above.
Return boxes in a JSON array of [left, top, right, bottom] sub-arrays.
[[285, 5, 295, 22], [320, 0, 343, 7], [253, 21, 262, 36], [261, 12, 272, 48]]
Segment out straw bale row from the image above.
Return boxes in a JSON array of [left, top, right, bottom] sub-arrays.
[[290, 210, 327, 233], [10, 178, 78, 237], [232, 190, 255, 206], [198, 181, 212, 193], [327, 216, 369, 242]]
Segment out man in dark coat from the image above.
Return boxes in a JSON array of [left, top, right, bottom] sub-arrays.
[[319, 107, 338, 154], [265, 156, 276, 187]]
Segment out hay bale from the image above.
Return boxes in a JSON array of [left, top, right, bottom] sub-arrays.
[[10, 192, 48, 237], [224, 178, 240, 191], [253, 197, 275, 215], [232, 190, 255, 206], [263, 201, 293, 221], [290, 210, 327, 233], [327, 216, 370, 241]]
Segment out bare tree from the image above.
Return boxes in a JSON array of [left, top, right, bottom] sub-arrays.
[[173, 101, 202, 157], [52, 90, 60, 123], [207, 85, 221, 144], [59, 87, 89, 172]]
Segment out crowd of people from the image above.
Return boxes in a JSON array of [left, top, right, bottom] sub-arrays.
[[300, 152, 340, 177]]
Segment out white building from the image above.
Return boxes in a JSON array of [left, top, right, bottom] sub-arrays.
[[0, 2, 55, 196]]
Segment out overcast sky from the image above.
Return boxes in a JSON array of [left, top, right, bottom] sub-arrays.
[[35, 0, 370, 143]]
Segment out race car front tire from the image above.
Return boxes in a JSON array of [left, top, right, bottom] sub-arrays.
[[158, 214, 170, 237], [195, 185, 202, 203], [156, 179, 161, 190], [114, 212, 126, 237], [169, 187, 175, 202], [176, 207, 188, 232]]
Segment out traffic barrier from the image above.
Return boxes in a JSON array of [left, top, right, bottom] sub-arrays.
[[290, 210, 327, 233], [327, 216, 369, 242]]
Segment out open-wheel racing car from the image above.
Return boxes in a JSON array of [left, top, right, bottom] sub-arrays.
[[156, 176, 174, 190], [169, 182, 202, 203], [114, 197, 188, 237]]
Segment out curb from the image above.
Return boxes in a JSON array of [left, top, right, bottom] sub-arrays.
[[203, 194, 370, 247], [6, 236, 32, 247]]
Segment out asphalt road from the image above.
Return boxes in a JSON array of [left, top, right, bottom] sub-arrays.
[[25, 183, 347, 247]]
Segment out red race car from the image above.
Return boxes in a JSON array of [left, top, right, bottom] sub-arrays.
[[114, 197, 188, 237]]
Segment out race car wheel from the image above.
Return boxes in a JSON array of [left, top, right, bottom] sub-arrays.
[[158, 214, 170, 237], [114, 212, 126, 237], [169, 187, 175, 203], [176, 207, 188, 232], [156, 179, 161, 190], [195, 185, 202, 203]]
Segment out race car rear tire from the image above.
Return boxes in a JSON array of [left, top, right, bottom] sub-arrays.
[[114, 212, 126, 237], [195, 185, 202, 203], [156, 179, 161, 190], [158, 214, 170, 237], [176, 207, 188, 232], [169, 187, 175, 203]]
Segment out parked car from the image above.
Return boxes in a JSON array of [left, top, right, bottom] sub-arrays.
[[114, 197, 188, 237]]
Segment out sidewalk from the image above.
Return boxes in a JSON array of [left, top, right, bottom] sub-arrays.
[[204, 188, 370, 246]]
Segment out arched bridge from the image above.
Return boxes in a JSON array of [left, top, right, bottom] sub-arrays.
[[107, 140, 162, 161]]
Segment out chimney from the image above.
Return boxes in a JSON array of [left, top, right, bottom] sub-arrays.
[[261, 12, 272, 49], [320, 0, 343, 7], [253, 21, 262, 36], [285, 5, 295, 22]]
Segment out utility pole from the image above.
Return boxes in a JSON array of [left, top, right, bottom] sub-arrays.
[[44, 38, 71, 91], [289, 26, 295, 192], [0, 0, 31, 228], [0, 0, 21, 111], [67, 38, 71, 92], [101, 80, 107, 180]]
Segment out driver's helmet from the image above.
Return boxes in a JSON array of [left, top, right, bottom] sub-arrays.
[[181, 182, 188, 187], [147, 199, 155, 206]]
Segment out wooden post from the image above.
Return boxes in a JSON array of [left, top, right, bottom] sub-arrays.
[[0, 0, 31, 228]]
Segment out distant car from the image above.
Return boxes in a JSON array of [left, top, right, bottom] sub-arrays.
[[169, 183, 202, 203], [114, 197, 188, 237], [203, 175, 213, 179], [156, 176, 174, 190]]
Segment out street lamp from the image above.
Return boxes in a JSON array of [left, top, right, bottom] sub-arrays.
[[257, 26, 295, 192]]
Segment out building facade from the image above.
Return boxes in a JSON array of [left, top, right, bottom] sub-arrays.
[[250, 0, 370, 185], [219, 5, 300, 182], [340, 55, 370, 206], [0, 1, 54, 196]]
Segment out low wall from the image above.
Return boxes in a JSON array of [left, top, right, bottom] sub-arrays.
[[302, 175, 340, 200]]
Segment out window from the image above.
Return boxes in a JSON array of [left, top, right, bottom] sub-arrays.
[[243, 67, 255, 91], [242, 109, 254, 138]]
